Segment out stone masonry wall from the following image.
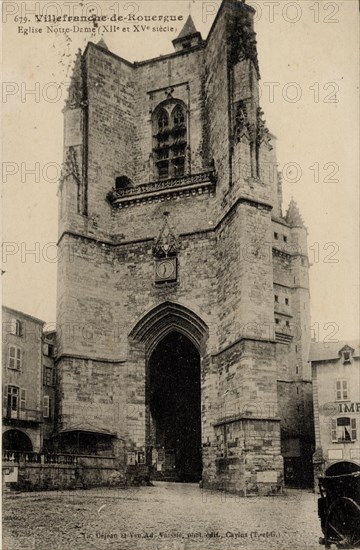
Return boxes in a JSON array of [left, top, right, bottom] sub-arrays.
[[56, 0, 312, 492], [2, 308, 44, 452]]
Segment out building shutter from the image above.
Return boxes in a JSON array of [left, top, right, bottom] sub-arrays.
[[43, 396, 50, 418], [3, 384, 8, 409], [10, 318, 17, 335], [336, 381, 341, 400], [16, 320, 23, 336], [331, 419, 337, 442], [342, 380, 348, 400], [20, 389, 26, 410], [8, 346, 15, 369], [16, 348, 21, 370], [351, 418, 357, 441]]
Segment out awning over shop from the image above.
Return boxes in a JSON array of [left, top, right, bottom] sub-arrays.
[[57, 422, 116, 437]]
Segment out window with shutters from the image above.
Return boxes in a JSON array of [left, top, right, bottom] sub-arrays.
[[20, 388, 26, 410], [331, 419, 337, 442], [10, 318, 23, 337], [351, 418, 357, 440], [331, 417, 357, 442], [8, 346, 21, 370], [4, 386, 26, 418], [43, 343, 56, 358], [43, 396, 50, 419], [7, 386, 19, 412], [336, 380, 348, 401]]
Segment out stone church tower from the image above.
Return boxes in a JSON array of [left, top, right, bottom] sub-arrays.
[[56, 0, 314, 493]]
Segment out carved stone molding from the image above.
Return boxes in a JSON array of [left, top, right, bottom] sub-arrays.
[[256, 108, 273, 151], [152, 212, 180, 259], [234, 100, 250, 144], [107, 171, 217, 208], [60, 146, 80, 185], [64, 49, 84, 111], [228, 11, 260, 78]]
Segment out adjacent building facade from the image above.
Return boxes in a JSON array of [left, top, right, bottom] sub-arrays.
[[42, 330, 57, 449], [311, 341, 360, 483], [2, 307, 55, 453], [56, 0, 313, 493]]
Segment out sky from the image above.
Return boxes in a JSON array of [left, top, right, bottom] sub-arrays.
[[2, 0, 359, 342]]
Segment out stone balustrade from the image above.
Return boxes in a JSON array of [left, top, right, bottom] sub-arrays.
[[2, 450, 116, 466]]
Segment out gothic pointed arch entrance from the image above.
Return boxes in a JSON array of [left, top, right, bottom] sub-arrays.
[[149, 331, 201, 481], [128, 302, 209, 482]]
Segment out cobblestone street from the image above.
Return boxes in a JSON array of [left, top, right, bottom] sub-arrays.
[[3, 483, 323, 550]]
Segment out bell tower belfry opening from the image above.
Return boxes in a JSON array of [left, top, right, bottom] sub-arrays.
[[148, 331, 202, 482]]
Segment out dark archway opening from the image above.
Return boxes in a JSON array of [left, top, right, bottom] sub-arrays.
[[2, 429, 33, 452], [326, 461, 360, 477], [148, 331, 202, 482]]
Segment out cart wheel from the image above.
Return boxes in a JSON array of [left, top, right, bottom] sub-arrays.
[[325, 497, 360, 548]]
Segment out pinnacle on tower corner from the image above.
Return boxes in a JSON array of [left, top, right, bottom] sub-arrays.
[[286, 198, 305, 228], [97, 37, 109, 50]]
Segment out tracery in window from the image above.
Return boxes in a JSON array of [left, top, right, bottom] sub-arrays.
[[158, 109, 169, 133], [153, 102, 187, 180], [172, 105, 185, 127]]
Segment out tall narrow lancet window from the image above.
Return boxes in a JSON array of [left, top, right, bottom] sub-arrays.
[[153, 102, 187, 180], [172, 105, 185, 126], [158, 109, 169, 133], [154, 108, 170, 179], [171, 105, 186, 177]]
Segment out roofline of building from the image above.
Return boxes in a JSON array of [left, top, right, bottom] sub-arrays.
[[83, 1, 256, 70], [85, 39, 206, 69], [84, 41, 134, 68], [310, 341, 360, 363], [134, 42, 206, 67], [205, 0, 255, 45], [44, 330, 57, 337], [2, 305, 45, 326], [311, 355, 360, 364]]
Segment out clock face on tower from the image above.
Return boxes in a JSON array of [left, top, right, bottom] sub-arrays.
[[155, 257, 177, 283]]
